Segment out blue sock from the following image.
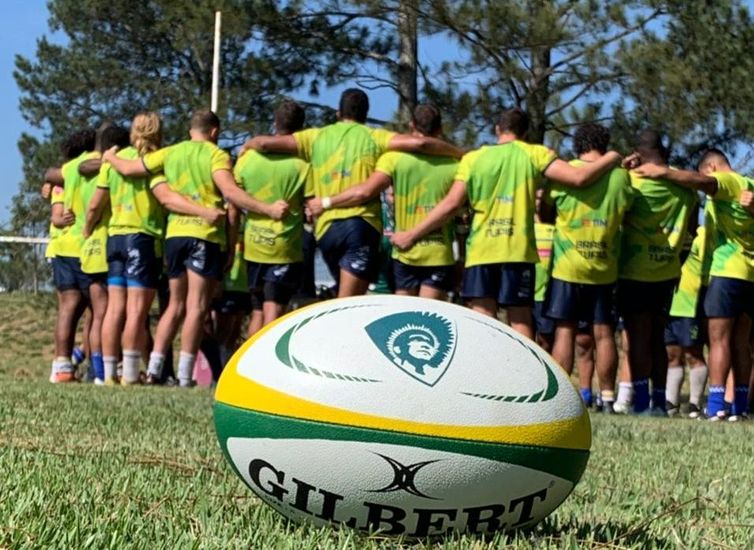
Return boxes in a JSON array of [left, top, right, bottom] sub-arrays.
[[633, 379, 650, 412], [91, 352, 105, 381], [707, 386, 726, 417], [732, 386, 750, 416], [652, 387, 666, 411], [580, 388, 593, 407]]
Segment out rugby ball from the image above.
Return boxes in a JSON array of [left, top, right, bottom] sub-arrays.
[[214, 296, 590, 536]]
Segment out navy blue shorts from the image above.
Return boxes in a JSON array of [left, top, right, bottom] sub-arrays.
[[544, 278, 616, 325], [533, 301, 555, 336], [461, 263, 534, 307], [165, 237, 223, 280], [392, 261, 454, 292], [704, 276, 754, 318], [52, 256, 94, 292], [318, 218, 381, 283], [107, 233, 161, 289], [664, 317, 705, 347], [247, 261, 302, 305], [617, 278, 677, 317], [212, 291, 252, 314]]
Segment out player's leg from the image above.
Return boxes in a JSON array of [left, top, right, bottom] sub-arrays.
[[418, 264, 453, 302], [593, 324, 617, 413], [614, 327, 633, 413], [649, 312, 671, 413], [543, 278, 579, 372], [462, 264, 501, 318], [576, 329, 595, 407], [394, 261, 420, 297], [247, 292, 264, 339], [337, 219, 381, 298], [704, 277, 740, 420], [500, 263, 535, 339], [551, 321, 578, 374], [684, 343, 707, 418], [53, 288, 84, 383], [664, 317, 684, 416], [729, 313, 752, 420], [101, 236, 127, 384], [622, 312, 652, 412], [261, 264, 300, 326], [533, 300, 555, 353]]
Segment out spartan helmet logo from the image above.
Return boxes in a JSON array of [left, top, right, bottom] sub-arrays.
[[365, 311, 456, 387]]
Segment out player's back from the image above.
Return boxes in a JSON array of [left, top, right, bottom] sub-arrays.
[[58, 150, 101, 257]]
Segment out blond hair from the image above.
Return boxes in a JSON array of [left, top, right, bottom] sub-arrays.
[[131, 112, 162, 156]]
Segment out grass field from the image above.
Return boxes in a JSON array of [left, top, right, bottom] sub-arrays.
[[1, 293, 753, 549]]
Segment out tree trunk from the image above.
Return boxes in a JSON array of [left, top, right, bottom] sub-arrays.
[[527, 44, 551, 145], [397, 0, 418, 126]]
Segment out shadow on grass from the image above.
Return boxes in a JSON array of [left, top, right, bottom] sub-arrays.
[[532, 516, 675, 548]]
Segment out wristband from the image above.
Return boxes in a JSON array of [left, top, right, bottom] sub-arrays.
[[321, 196, 332, 210]]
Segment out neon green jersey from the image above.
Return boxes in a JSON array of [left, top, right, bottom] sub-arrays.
[[376, 151, 458, 266], [57, 151, 101, 258], [46, 185, 65, 259], [294, 122, 396, 240], [143, 140, 230, 247], [619, 172, 697, 282], [547, 162, 634, 284], [99, 146, 166, 239], [456, 141, 557, 267], [223, 241, 249, 293], [669, 227, 707, 318], [706, 171, 754, 282], [233, 150, 309, 264], [534, 222, 554, 302]]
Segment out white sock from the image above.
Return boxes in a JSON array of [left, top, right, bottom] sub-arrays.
[[616, 382, 634, 406], [147, 352, 165, 378], [54, 356, 73, 372], [665, 366, 684, 406], [601, 390, 615, 404], [689, 364, 708, 407], [103, 356, 118, 382], [122, 350, 142, 384], [178, 351, 196, 386]]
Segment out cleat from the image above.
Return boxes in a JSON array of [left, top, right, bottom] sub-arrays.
[[687, 404, 702, 419], [613, 401, 631, 415], [93, 378, 105, 386], [53, 370, 77, 384], [637, 406, 667, 418], [666, 402, 680, 417], [600, 401, 616, 415], [178, 379, 196, 388], [708, 411, 727, 422], [145, 373, 162, 386], [727, 414, 749, 423]]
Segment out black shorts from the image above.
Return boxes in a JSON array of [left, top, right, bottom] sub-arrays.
[[247, 261, 303, 306], [52, 256, 93, 293], [461, 263, 534, 307], [533, 301, 555, 336], [107, 233, 161, 289], [544, 278, 616, 325], [704, 276, 754, 318], [392, 261, 454, 292], [318, 218, 381, 283], [617, 278, 677, 317], [165, 237, 223, 280], [212, 291, 252, 315], [664, 317, 705, 347]]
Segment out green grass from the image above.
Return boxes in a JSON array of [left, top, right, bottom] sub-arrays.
[[1, 293, 753, 549]]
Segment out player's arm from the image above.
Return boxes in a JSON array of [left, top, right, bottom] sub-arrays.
[[102, 146, 149, 177], [387, 134, 464, 159], [151, 181, 226, 225], [212, 169, 290, 221], [391, 180, 467, 250], [240, 135, 298, 156], [740, 190, 754, 215], [44, 167, 64, 186], [50, 201, 75, 228], [79, 158, 102, 177], [224, 203, 241, 273], [83, 187, 110, 238], [544, 152, 622, 188], [632, 164, 718, 196], [309, 171, 392, 216]]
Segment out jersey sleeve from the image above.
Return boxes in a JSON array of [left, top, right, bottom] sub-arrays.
[[293, 128, 320, 162], [211, 146, 232, 173], [528, 144, 558, 174], [148, 172, 167, 190], [371, 128, 398, 155], [50, 185, 64, 205], [454, 151, 478, 184], [143, 146, 171, 174], [233, 152, 249, 183], [96, 163, 111, 189], [375, 152, 400, 178], [712, 172, 744, 202]]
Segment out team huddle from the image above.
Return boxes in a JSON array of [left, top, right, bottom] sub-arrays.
[[42, 88, 754, 421]]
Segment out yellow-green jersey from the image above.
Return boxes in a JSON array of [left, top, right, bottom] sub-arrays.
[[375, 151, 458, 266], [706, 171, 754, 282], [233, 150, 309, 264], [619, 172, 697, 282], [143, 140, 230, 247], [99, 146, 166, 239], [534, 222, 554, 302], [294, 122, 396, 240], [547, 163, 634, 284], [223, 241, 249, 293], [57, 151, 101, 258], [456, 141, 557, 267], [669, 227, 707, 318], [46, 185, 65, 259]]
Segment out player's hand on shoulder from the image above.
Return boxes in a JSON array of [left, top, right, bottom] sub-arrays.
[[740, 190, 754, 208], [622, 153, 641, 170], [240, 137, 263, 155], [632, 162, 667, 179], [391, 231, 415, 251], [102, 146, 119, 164], [267, 200, 289, 221]]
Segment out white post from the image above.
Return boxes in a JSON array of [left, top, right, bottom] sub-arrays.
[[211, 11, 222, 113]]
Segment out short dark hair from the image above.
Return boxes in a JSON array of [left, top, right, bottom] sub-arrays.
[[412, 104, 442, 136], [574, 123, 610, 155], [274, 100, 306, 135], [100, 125, 130, 151], [61, 128, 96, 160], [498, 108, 529, 138], [339, 88, 369, 123], [635, 129, 669, 162], [191, 110, 221, 135], [699, 148, 730, 169]]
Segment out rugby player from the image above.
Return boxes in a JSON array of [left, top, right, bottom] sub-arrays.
[[391, 108, 622, 338], [242, 89, 463, 297]]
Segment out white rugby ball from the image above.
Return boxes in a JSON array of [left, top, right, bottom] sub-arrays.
[[214, 295, 590, 536]]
